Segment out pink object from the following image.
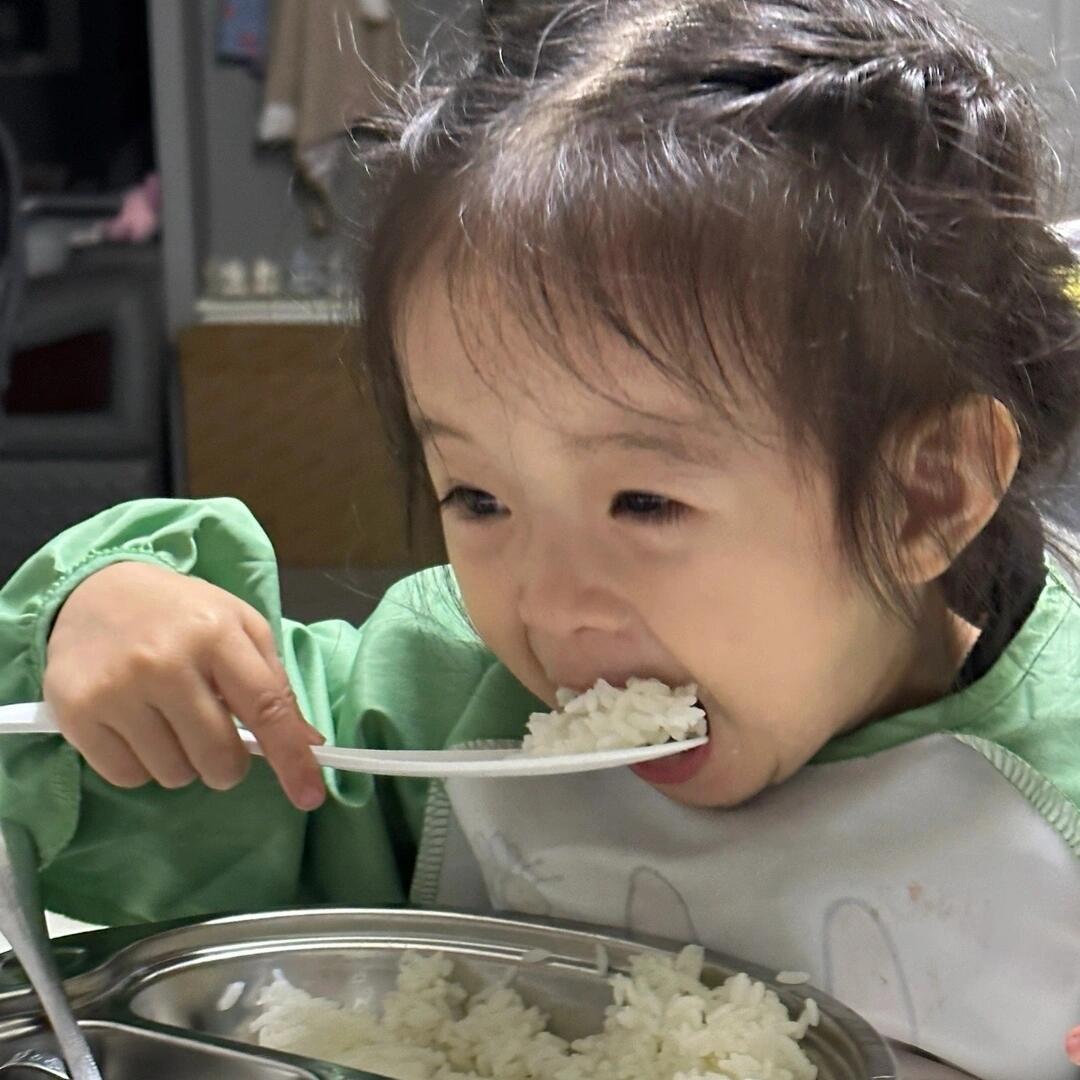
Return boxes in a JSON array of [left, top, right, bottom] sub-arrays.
[[1066, 1024, 1080, 1066], [104, 173, 161, 244]]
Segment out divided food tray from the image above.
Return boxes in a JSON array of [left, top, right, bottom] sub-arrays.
[[0, 908, 897, 1079]]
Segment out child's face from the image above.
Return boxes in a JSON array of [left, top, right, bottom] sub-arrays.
[[402, 274, 961, 807]]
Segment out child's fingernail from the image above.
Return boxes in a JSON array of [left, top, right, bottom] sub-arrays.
[[297, 784, 325, 811], [307, 728, 326, 745]]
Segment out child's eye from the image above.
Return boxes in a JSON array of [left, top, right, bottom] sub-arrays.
[[439, 487, 507, 520], [610, 491, 688, 524]]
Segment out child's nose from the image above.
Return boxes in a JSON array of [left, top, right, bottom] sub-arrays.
[[514, 534, 628, 637]]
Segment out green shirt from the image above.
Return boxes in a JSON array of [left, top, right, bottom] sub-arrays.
[[0, 497, 1076, 927]]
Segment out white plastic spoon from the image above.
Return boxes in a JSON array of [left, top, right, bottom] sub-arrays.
[[0, 702, 707, 779]]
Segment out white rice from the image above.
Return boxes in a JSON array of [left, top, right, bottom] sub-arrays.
[[593, 943, 609, 977], [775, 971, 811, 986], [252, 945, 819, 1080], [216, 979, 246, 1011], [522, 678, 707, 756], [520, 948, 554, 965]]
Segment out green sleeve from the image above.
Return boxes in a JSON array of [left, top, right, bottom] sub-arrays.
[[0, 498, 540, 926]]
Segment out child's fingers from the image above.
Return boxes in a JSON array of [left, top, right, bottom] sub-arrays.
[[209, 630, 325, 811], [238, 608, 326, 746], [64, 721, 153, 790], [152, 671, 252, 791], [107, 706, 199, 790]]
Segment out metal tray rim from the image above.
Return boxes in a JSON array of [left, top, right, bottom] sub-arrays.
[[0, 906, 898, 1080], [0, 1015, 396, 1080]]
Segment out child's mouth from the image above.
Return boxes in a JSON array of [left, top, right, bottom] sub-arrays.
[[630, 700, 711, 786], [630, 738, 710, 785]]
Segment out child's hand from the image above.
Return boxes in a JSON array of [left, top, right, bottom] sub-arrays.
[[43, 562, 326, 811]]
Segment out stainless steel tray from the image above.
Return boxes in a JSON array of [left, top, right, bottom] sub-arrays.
[[0, 1020, 332, 1080], [0, 908, 897, 1079]]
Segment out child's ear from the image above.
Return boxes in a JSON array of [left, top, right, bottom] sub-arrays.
[[894, 396, 1020, 586]]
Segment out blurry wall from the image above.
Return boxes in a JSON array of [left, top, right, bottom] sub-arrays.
[[196, 0, 474, 265], [149, 0, 476, 335], [958, 0, 1080, 215]]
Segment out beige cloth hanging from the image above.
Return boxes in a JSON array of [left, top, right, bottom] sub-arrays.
[[259, 0, 407, 212]]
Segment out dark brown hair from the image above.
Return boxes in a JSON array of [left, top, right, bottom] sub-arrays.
[[354, 0, 1080, 624]]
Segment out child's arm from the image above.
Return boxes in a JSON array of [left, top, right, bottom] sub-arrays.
[[45, 560, 325, 810], [0, 499, 317, 921], [1, 497, 322, 808], [0, 497, 511, 927]]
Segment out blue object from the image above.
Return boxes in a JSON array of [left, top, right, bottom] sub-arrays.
[[217, 0, 269, 66]]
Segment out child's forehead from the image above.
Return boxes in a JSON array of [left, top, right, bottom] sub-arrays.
[[402, 274, 712, 423], [399, 288, 790, 470]]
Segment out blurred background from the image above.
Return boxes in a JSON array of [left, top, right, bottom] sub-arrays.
[[0, 0, 1076, 623]]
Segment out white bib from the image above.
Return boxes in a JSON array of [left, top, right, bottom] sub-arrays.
[[413, 734, 1080, 1080]]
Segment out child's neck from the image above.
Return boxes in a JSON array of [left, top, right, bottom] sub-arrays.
[[874, 588, 981, 721]]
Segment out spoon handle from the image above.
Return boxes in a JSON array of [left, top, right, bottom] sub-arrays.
[[0, 822, 102, 1080]]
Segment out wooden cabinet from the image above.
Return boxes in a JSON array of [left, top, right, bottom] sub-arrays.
[[177, 323, 444, 569]]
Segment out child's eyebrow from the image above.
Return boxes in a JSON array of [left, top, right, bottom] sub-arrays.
[[415, 416, 721, 467], [564, 428, 724, 467]]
